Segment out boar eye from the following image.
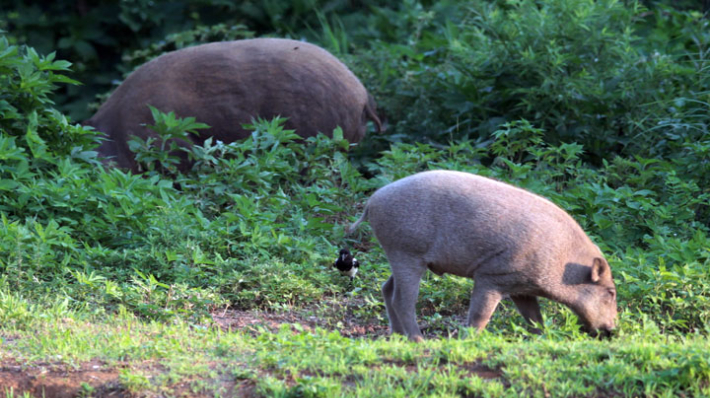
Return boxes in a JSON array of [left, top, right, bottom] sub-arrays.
[[607, 288, 616, 300]]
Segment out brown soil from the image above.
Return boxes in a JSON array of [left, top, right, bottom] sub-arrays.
[[0, 358, 260, 398], [0, 359, 125, 398], [211, 305, 390, 338]]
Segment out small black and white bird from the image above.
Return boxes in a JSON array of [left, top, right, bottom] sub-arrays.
[[333, 248, 360, 281]]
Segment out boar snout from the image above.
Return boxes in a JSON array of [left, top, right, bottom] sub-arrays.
[[585, 323, 615, 339]]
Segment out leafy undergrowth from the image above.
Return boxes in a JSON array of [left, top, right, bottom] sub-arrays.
[[2, 112, 708, 335], [1, 296, 709, 398]]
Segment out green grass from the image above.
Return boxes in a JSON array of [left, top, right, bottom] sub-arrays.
[[1, 294, 708, 397]]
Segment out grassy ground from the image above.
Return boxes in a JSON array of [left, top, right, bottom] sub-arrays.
[[1, 291, 709, 397]]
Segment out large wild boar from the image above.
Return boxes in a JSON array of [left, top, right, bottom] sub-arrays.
[[349, 170, 617, 341], [85, 38, 382, 172]]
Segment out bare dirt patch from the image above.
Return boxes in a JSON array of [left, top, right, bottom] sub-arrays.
[[458, 361, 503, 379], [0, 360, 259, 398], [0, 359, 126, 398], [211, 296, 391, 338], [211, 307, 390, 338], [209, 295, 470, 340]]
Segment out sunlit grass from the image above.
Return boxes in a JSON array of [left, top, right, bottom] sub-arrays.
[[1, 292, 708, 397]]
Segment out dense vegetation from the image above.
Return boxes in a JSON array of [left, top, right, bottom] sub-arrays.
[[1, 0, 709, 396]]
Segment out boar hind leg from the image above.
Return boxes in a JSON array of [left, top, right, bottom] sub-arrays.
[[467, 283, 503, 331], [511, 295, 543, 333], [388, 255, 427, 341], [382, 276, 404, 334]]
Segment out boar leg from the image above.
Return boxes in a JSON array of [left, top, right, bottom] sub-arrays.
[[388, 255, 427, 341], [467, 283, 503, 331], [510, 295, 543, 332], [381, 276, 404, 334]]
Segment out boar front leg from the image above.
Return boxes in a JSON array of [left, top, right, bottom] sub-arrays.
[[510, 295, 543, 324], [467, 282, 503, 331], [511, 295, 543, 333]]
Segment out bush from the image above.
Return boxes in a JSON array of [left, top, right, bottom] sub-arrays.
[[347, 0, 710, 170]]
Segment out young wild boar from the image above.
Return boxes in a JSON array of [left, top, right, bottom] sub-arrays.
[[85, 38, 382, 172], [349, 170, 617, 341]]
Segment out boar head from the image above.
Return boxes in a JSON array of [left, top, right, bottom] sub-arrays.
[[568, 257, 618, 337]]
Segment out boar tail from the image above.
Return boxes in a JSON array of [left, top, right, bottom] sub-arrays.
[[366, 94, 384, 133], [347, 204, 369, 235]]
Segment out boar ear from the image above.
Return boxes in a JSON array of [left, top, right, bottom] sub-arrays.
[[590, 258, 609, 283]]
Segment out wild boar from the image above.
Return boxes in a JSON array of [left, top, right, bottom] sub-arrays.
[[85, 38, 382, 172], [348, 170, 617, 341]]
